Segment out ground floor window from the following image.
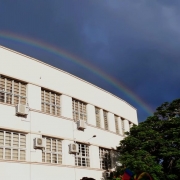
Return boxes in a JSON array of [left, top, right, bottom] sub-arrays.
[[0, 130, 26, 161], [42, 136, 62, 164], [75, 143, 90, 167]]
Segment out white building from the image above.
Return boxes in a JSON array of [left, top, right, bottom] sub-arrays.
[[0, 45, 138, 180]]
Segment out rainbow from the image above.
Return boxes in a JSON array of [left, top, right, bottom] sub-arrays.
[[0, 31, 154, 116]]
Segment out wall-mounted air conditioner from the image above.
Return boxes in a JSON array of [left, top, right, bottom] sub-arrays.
[[34, 138, 45, 149], [16, 104, 29, 115], [77, 120, 87, 130], [69, 143, 79, 154]]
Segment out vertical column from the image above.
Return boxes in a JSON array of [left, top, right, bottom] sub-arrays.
[[124, 119, 130, 132], [107, 112, 116, 132], [86, 104, 96, 126], [99, 109, 104, 129], [60, 95, 72, 119], [27, 84, 41, 110], [62, 140, 75, 165], [89, 145, 100, 169]]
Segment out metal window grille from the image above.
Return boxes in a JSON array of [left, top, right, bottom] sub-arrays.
[[103, 111, 108, 130], [75, 143, 90, 167], [42, 136, 62, 164], [41, 89, 61, 116], [0, 130, 26, 161], [72, 99, 87, 121], [114, 115, 119, 134], [121, 119, 125, 135], [0, 75, 27, 105], [95, 107, 101, 128], [99, 148, 111, 170]]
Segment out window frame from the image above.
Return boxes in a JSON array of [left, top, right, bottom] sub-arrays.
[[72, 99, 87, 121], [41, 88, 61, 116], [42, 136, 62, 164], [95, 107, 101, 128], [103, 110, 108, 130], [75, 143, 90, 167], [99, 147, 111, 170], [0, 75, 27, 105], [114, 115, 119, 134], [0, 130, 26, 161]]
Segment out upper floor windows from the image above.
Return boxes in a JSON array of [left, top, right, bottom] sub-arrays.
[[121, 118, 125, 135], [103, 110, 108, 130], [0, 130, 26, 161], [42, 136, 62, 164], [0, 75, 27, 105], [72, 99, 87, 121], [114, 115, 119, 134], [95, 107, 101, 128], [75, 143, 90, 167], [41, 89, 61, 116]]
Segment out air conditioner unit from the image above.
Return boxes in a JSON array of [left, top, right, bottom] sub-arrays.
[[16, 104, 29, 115], [69, 143, 79, 154], [34, 138, 45, 149], [77, 120, 87, 130]]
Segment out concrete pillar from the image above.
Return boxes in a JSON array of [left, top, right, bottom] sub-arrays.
[[108, 112, 116, 132], [89, 145, 100, 169], [124, 119, 130, 132], [62, 140, 75, 166], [60, 95, 72, 119], [27, 84, 41, 110], [99, 109, 104, 129], [86, 104, 96, 126]]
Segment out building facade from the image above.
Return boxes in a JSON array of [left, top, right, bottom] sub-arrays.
[[0, 46, 138, 180]]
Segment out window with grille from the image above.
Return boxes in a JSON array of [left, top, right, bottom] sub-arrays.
[[0, 130, 26, 161], [114, 115, 119, 134], [42, 136, 62, 164], [0, 75, 27, 105], [99, 148, 111, 170], [41, 89, 61, 116], [72, 99, 87, 121], [95, 107, 101, 128], [103, 111, 108, 130], [75, 143, 90, 167], [121, 118, 125, 135]]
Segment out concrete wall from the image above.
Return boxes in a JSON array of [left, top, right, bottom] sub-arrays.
[[0, 45, 138, 180]]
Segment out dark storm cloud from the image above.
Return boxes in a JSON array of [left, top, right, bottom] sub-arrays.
[[0, 0, 180, 121]]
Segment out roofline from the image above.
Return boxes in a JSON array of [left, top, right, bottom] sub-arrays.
[[0, 45, 137, 111]]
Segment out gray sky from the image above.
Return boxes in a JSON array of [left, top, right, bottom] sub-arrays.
[[0, 0, 180, 122]]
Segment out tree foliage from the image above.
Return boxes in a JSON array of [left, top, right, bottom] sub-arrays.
[[118, 99, 180, 180]]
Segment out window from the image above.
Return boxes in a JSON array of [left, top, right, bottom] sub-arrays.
[[41, 89, 61, 116], [114, 115, 119, 134], [103, 111, 108, 130], [42, 136, 62, 164], [95, 107, 101, 128], [0, 130, 26, 160], [72, 99, 87, 121], [0, 75, 27, 105], [75, 143, 90, 167], [121, 118, 125, 135], [99, 148, 111, 170]]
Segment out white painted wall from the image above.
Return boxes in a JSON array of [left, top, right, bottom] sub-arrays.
[[0, 45, 138, 180], [0, 46, 138, 124]]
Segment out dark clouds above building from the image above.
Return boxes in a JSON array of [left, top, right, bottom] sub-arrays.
[[0, 0, 180, 122]]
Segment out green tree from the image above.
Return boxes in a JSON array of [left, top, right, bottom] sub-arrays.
[[118, 99, 180, 180]]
